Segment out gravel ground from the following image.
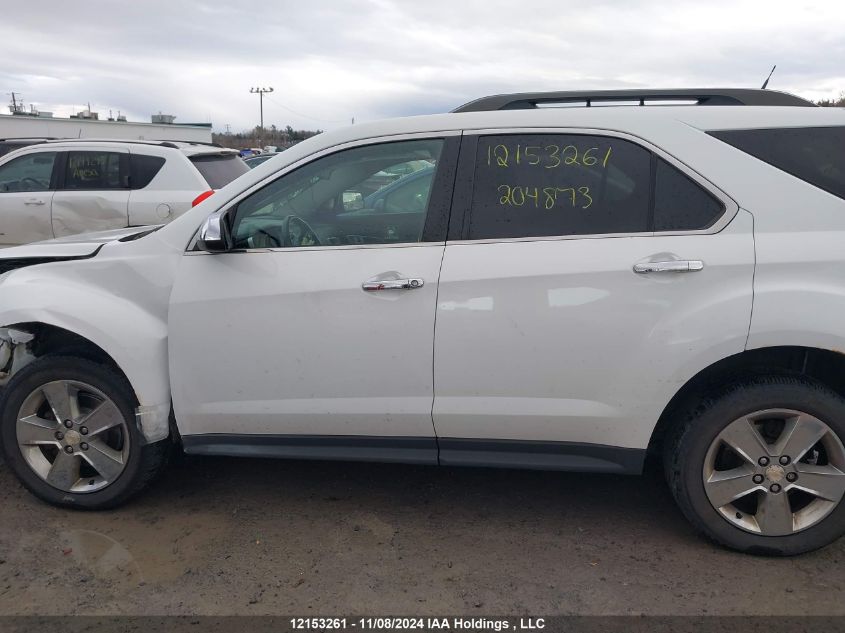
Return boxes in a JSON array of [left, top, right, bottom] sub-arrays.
[[0, 454, 843, 616]]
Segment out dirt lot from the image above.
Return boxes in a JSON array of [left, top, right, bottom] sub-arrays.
[[0, 454, 843, 616]]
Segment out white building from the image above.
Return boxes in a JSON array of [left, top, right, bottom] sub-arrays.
[[0, 113, 212, 143]]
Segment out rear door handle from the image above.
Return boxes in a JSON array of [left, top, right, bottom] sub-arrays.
[[362, 277, 424, 291], [633, 260, 704, 274], [24, 198, 45, 206]]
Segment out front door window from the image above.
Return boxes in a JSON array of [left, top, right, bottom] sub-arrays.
[[0, 152, 57, 192], [230, 139, 444, 249]]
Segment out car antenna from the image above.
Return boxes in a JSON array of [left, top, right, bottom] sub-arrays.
[[761, 65, 777, 89]]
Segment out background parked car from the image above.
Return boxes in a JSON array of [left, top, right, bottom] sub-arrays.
[[361, 163, 434, 212], [244, 152, 278, 168], [0, 139, 249, 247]]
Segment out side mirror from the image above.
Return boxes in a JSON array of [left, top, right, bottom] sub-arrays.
[[196, 210, 232, 252]]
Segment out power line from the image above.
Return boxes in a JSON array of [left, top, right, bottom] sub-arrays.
[[264, 94, 347, 125]]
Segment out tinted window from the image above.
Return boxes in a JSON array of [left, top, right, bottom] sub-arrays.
[[230, 139, 443, 249], [190, 154, 249, 188], [0, 152, 57, 192], [64, 151, 123, 190], [383, 168, 435, 213], [129, 154, 166, 189], [469, 135, 651, 239], [709, 126, 845, 201], [653, 158, 724, 231], [244, 154, 277, 168], [0, 140, 43, 158]]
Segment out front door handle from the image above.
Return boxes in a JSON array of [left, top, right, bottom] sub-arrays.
[[362, 277, 424, 291], [633, 260, 704, 274], [24, 198, 45, 206]]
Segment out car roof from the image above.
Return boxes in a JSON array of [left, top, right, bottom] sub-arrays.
[[452, 88, 815, 111], [289, 105, 845, 152], [35, 138, 239, 157]]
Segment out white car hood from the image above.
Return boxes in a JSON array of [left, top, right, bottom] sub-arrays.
[[0, 226, 160, 260]]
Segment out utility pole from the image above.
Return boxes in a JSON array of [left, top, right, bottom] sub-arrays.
[[249, 86, 274, 147]]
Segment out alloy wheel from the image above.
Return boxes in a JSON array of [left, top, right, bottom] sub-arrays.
[[703, 408, 845, 536], [15, 380, 131, 493]]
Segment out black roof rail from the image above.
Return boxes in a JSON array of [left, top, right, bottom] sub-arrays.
[[40, 138, 228, 150], [452, 88, 816, 112], [151, 140, 225, 149], [0, 137, 56, 142], [42, 138, 170, 147]]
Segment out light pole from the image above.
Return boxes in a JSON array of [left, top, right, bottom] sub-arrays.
[[249, 86, 274, 147]]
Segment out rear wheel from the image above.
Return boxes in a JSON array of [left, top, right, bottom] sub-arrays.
[[0, 356, 169, 509], [665, 375, 845, 555]]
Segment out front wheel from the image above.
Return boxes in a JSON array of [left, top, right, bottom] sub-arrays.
[[665, 375, 845, 555], [0, 356, 169, 509]]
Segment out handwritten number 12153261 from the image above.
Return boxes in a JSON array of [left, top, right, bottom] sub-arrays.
[[486, 144, 612, 169]]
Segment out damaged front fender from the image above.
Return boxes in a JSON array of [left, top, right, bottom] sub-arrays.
[[0, 326, 169, 444]]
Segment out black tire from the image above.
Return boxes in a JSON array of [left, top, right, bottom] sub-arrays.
[[0, 355, 170, 509], [665, 374, 845, 555]]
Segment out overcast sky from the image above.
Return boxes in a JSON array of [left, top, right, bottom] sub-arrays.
[[2, 0, 843, 132]]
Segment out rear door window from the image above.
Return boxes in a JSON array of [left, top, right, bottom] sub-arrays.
[[63, 151, 124, 190], [190, 154, 249, 188], [467, 134, 652, 239], [709, 126, 845, 201]]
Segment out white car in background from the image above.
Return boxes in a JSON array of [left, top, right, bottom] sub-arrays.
[[1, 88, 845, 556], [0, 139, 249, 247]]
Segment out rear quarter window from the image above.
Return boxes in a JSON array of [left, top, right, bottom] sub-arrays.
[[129, 154, 166, 189], [190, 154, 250, 189], [653, 157, 724, 231], [709, 126, 845, 201]]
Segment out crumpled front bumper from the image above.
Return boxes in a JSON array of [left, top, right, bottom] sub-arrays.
[[0, 327, 36, 388]]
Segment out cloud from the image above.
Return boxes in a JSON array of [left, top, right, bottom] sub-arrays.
[[1, 0, 843, 132]]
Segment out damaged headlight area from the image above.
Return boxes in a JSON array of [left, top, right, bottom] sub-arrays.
[[0, 327, 36, 387]]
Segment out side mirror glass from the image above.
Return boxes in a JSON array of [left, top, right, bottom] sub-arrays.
[[196, 210, 231, 252]]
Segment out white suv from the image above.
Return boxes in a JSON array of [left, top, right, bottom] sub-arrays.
[[0, 139, 249, 247], [1, 89, 844, 555]]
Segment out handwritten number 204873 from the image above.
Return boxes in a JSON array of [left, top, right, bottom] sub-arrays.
[[498, 185, 593, 210]]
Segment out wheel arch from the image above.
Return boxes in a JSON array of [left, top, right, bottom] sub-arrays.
[[0, 319, 171, 444], [647, 345, 845, 461]]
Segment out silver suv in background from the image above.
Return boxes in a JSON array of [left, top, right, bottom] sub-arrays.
[[0, 139, 249, 247]]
